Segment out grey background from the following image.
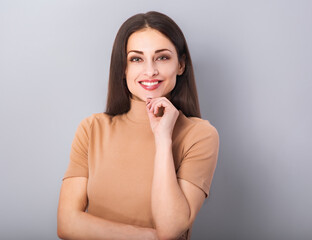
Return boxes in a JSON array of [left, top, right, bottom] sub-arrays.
[[0, 0, 311, 239]]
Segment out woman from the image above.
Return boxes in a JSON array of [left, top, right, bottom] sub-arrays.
[[57, 11, 219, 240]]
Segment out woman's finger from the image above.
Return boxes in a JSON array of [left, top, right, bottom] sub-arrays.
[[153, 101, 168, 115], [146, 97, 171, 114], [149, 100, 166, 116]]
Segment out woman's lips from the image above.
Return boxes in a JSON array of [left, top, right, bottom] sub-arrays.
[[139, 80, 163, 91]]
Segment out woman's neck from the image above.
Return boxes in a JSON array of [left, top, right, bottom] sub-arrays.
[[125, 97, 150, 123]]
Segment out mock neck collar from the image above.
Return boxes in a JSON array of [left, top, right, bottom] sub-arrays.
[[125, 97, 150, 123]]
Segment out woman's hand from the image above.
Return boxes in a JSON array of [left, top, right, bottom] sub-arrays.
[[146, 97, 179, 140]]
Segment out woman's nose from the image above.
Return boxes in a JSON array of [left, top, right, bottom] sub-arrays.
[[144, 61, 159, 77]]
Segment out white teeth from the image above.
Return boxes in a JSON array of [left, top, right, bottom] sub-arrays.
[[140, 81, 159, 86]]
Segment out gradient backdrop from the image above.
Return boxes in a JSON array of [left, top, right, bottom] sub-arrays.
[[0, 0, 311, 239]]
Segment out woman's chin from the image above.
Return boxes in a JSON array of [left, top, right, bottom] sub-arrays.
[[138, 95, 160, 101], [131, 92, 170, 102]]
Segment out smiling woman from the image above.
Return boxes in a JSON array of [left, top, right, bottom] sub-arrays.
[[57, 11, 219, 240], [125, 28, 184, 101]]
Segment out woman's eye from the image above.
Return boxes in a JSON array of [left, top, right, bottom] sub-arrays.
[[129, 57, 142, 62], [157, 56, 169, 61]]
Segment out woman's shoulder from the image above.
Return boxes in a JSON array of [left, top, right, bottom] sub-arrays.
[[177, 111, 218, 136], [76, 112, 116, 129], [174, 112, 219, 151]]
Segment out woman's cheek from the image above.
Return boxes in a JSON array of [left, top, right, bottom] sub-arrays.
[[126, 65, 142, 80], [160, 62, 180, 76]]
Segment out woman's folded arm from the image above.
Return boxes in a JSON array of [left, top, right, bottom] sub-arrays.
[[57, 177, 158, 240]]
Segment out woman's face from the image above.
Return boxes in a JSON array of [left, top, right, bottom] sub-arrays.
[[125, 28, 185, 101]]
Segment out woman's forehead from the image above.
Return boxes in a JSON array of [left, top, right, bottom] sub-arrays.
[[127, 28, 176, 54]]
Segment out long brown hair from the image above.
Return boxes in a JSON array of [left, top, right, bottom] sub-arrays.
[[105, 11, 201, 118]]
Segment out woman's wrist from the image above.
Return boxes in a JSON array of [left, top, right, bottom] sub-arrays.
[[132, 226, 158, 240], [141, 227, 159, 240], [154, 134, 172, 147]]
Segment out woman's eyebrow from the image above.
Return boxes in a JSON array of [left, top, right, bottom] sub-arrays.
[[127, 49, 172, 55], [155, 48, 172, 53]]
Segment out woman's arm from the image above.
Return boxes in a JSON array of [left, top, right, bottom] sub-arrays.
[[152, 138, 192, 240], [146, 98, 207, 240], [146, 98, 190, 239], [57, 177, 158, 240]]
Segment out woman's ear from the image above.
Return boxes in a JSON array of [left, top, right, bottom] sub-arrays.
[[178, 55, 186, 76]]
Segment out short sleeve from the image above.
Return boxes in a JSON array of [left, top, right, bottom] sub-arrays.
[[177, 121, 219, 198], [63, 116, 93, 180]]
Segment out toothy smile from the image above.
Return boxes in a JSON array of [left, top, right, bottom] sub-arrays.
[[140, 81, 160, 86], [138, 80, 163, 91]]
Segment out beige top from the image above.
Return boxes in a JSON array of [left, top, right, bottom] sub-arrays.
[[63, 97, 219, 240]]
